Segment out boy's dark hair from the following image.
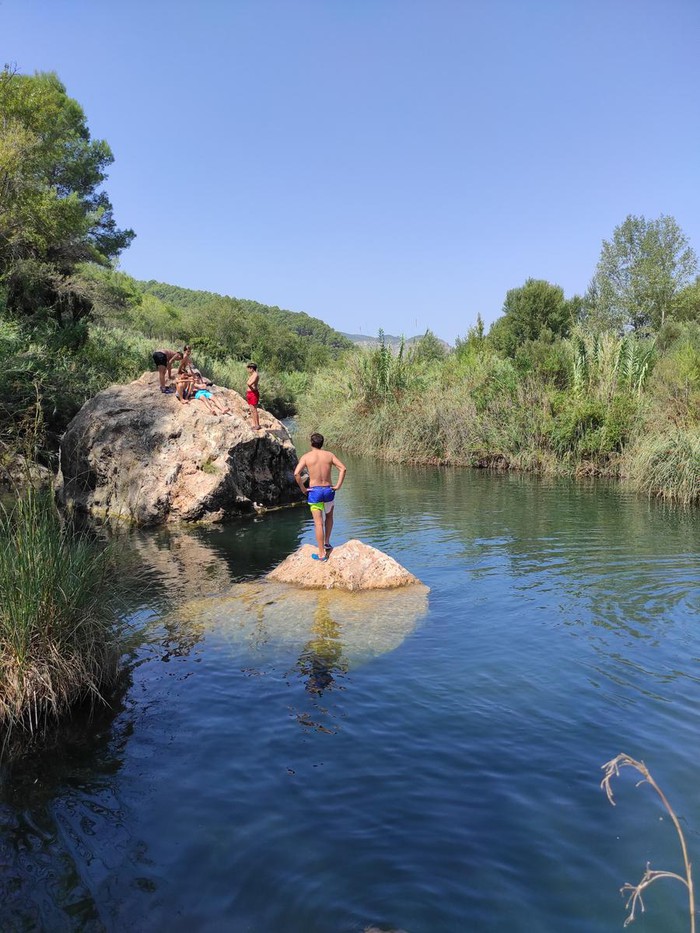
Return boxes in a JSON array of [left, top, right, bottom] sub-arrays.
[[247, 362, 257, 371], [310, 433, 324, 449]]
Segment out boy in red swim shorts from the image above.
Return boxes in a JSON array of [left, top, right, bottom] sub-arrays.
[[246, 363, 261, 430]]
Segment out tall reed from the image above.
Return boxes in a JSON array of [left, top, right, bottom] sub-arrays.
[[628, 430, 700, 505], [0, 488, 120, 737]]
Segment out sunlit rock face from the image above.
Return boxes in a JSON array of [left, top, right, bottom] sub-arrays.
[[267, 539, 423, 590], [185, 580, 430, 669], [56, 372, 302, 525]]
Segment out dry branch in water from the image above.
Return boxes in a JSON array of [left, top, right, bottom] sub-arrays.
[[601, 753, 695, 932]]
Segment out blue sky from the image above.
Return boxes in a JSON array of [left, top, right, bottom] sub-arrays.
[[3, 0, 699, 342]]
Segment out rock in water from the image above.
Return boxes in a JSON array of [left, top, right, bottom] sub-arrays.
[[56, 372, 303, 525], [183, 580, 430, 669], [267, 539, 424, 590]]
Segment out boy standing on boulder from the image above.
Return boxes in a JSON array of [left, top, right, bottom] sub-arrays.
[[246, 363, 261, 430], [153, 348, 183, 392], [294, 433, 347, 562]]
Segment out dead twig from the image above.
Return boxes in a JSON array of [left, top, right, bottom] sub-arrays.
[[601, 753, 695, 932]]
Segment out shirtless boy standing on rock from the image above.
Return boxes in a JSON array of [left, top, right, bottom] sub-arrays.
[[294, 433, 347, 562]]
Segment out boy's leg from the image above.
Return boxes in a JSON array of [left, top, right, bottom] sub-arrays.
[[324, 508, 334, 548], [158, 364, 166, 389], [311, 508, 326, 559], [250, 402, 261, 429]]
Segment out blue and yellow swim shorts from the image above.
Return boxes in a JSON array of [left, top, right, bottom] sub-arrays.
[[307, 486, 335, 512]]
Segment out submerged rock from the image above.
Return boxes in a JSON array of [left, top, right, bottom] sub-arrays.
[[267, 539, 424, 590], [56, 372, 303, 525], [184, 580, 430, 669]]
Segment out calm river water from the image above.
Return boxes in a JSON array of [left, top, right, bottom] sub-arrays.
[[1, 455, 699, 932]]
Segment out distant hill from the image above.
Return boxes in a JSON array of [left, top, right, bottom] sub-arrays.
[[341, 332, 451, 352], [139, 280, 353, 353], [138, 282, 451, 357]]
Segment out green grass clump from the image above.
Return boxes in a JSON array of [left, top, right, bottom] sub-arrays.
[[628, 429, 700, 505], [0, 489, 121, 737]]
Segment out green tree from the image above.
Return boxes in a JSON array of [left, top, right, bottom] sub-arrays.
[[0, 69, 134, 324], [455, 314, 486, 362], [410, 329, 448, 363], [671, 276, 700, 323], [488, 278, 573, 356], [586, 214, 697, 332]]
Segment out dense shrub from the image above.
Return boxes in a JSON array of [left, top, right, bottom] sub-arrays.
[[628, 430, 700, 504], [547, 393, 638, 459], [0, 490, 121, 735]]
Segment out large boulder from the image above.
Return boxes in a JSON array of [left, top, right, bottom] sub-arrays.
[[56, 372, 303, 525], [267, 539, 425, 590]]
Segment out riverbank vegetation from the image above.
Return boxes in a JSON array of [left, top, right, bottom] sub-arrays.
[[0, 489, 120, 738], [297, 218, 700, 504]]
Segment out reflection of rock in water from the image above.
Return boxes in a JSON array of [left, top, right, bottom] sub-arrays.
[[129, 528, 235, 595], [183, 581, 430, 669]]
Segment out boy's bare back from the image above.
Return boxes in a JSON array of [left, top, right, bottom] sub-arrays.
[[296, 447, 346, 490]]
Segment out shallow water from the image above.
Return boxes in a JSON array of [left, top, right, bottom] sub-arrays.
[[2, 457, 699, 932]]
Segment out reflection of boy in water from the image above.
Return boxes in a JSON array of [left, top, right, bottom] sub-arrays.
[[294, 433, 347, 561], [297, 596, 347, 695]]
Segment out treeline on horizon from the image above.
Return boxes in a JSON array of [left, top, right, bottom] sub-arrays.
[[2, 68, 700, 504], [298, 213, 700, 504]]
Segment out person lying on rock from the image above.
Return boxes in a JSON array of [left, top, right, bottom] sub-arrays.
[[153, 348, 183, 392], [294, 433, 347, 562], [192, 378, 232, 416], [190, 365, 213, 387]]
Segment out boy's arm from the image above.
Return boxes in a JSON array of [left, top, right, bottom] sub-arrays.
[[332, 454, 347, 491], [294, 456, 308, 494]]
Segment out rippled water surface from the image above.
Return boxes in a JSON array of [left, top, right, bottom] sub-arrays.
[[2, 456, 700, 932]]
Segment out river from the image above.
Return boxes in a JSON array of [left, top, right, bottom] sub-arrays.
[[1, 455, 699, 932]]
